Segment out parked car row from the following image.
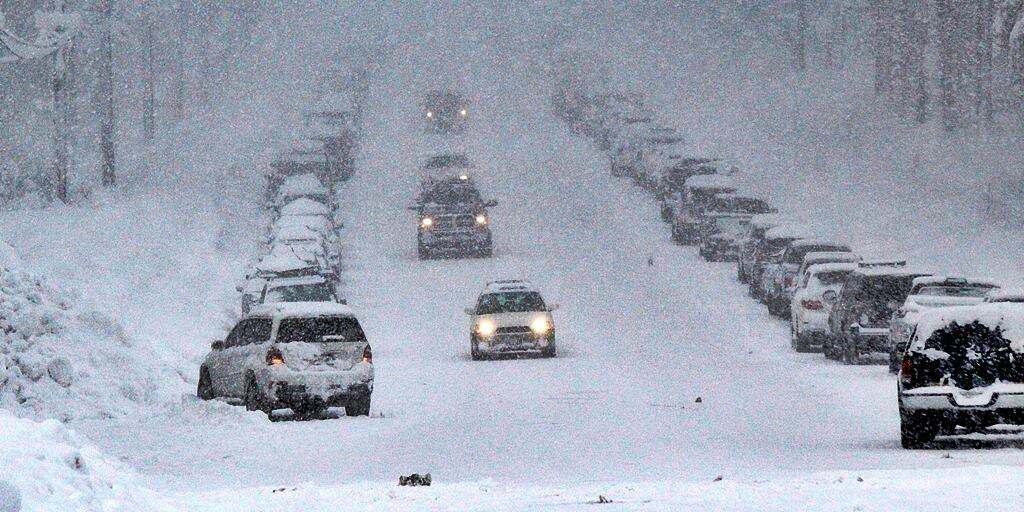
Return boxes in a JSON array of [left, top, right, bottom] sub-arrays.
[[198, 85, 374, 420], [555, 85, 1024, 449]]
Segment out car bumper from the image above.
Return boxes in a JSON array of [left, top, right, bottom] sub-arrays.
[[420, 230, 491, 251], [852, 328, 891, 354], [476, 332, 554, 355], [902, 385, 1024, 413], [258, 365, 373, 409]]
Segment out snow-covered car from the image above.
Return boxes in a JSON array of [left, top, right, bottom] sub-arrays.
[[737, 213, 785, 285], [789, 262, 857, 352], [464, 280, 558, 360], [274, 173, 330, 208], [609, 115, 651, 178], [280, 197, 331, 217], [197, 302, 373, 418], [271, 214, 340, 247], [762, 239, 852, 318], [413, 179, 496, 259], [984, 288, 1024, 303], [656, 157, 718, 222], [794, 251, 861, 285], [887, 276, 999, 372], [898, 303, 1024, 448], [259, 274, 342, 306], [697, 212, 751, 261], [635, 128, 684, 191], [670, 174, 737, 244], [826, 263, 931, 364], [752, 223, 814, 303]]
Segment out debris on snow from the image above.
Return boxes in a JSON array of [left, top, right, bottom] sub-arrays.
[[399, 473, 432, 487]]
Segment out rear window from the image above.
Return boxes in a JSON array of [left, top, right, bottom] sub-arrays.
[[815, 270, 851, 285], [784, 245, 850, 264], [912, 321, 1024, 388], [265, 282, 334, 303], [916, 285, 994, 298], [229, 318, 273, 347], [856, 275, 920, 303], [277, 316, 367, 343]]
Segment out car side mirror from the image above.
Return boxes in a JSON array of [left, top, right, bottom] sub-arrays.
[[211, 340, 224, 350], [849, 323, 861, 336], [463, 307, 476, 315], [485, 199, 498, 208], [548, 303, 560, 312]]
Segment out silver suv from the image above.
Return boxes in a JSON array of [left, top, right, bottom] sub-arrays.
[[197, 302, 373, 419]]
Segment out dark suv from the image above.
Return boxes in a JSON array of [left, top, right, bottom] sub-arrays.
[[826, 264, 931, 364], [412, 178, 496, 259], [656, 158, 718, 222]]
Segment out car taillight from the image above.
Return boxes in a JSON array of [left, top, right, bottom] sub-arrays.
[[801, 299, 823, 310], [784, 275, 794, 287], [266, 347, 284, 366], [899, 356, 913, 386], [361, 345, 372, 364]]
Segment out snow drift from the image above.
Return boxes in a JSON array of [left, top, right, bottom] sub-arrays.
[[0, 409, 170, 512], [0, 242, 175, 421]]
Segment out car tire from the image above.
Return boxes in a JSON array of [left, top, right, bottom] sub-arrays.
[[244, 375, 271, 416], [900, 410, 938, 449], [542, 340, 557, 358], [790, 323, 808, 352], [197, 367, 214, 401], [471, 340, 483, 361], [670, 224, 682, 244], [478, 243, 493, 258], [737, 264, 748, 284], [417, 245, 430, 260], [346, 394, 371, 417]]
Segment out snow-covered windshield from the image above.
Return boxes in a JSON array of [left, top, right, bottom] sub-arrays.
[[277, 316, 366, 343], [476, 292, 546, 314], [265, 283, 334, 303]]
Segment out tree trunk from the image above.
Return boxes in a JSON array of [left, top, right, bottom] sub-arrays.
[[936, 0, 959, 131], [142, 1, 155, 140], [98, 0, 116, 187], [50, 0, 73, 203]]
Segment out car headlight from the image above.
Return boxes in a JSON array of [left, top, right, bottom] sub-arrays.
[[426, 111, 433, 119], [459, 108, 467, 117], [459, 174, 469, 181], [530, 317, 551, 335], [476, 319, 496, 337], [420, 217, 433, 228], [475, 214, 487, 225]]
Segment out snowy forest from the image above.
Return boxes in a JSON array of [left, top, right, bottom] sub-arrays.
[[6, 2, 1024, 207]]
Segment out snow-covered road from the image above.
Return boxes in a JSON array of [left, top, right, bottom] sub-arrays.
[[75, 58, 1024, 509]]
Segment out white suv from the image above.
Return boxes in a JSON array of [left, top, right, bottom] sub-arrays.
[[197, 302, 373, 419], [789, 262, 857, 352], [464, 280, 558, 360]]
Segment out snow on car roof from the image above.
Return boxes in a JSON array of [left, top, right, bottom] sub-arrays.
[[279, 174, 328, 198], [749, 213, 788, 229], [248, 301, 354, 319], [987, 288, 1024, 302], [913, 303, 1024, 351], [255, 252, 319, 274], [806, 261, 858, 275], [685, 174, 736, 190], [266, 274, 329, 287], [273, 223, 324, 240], [276, 214, 331, 231], [765, 223, 815, 240], [789, 238, 848, 249], [802, 251, 860, 264], [484, 279, 535, 293], [280, 198, 330, 217], [853, 265, 931, 278]]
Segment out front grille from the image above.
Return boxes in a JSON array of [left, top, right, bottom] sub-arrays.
[[496, 326, 531, 335], [435, 215, 476, 230]]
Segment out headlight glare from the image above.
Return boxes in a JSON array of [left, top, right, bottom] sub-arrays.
[[421, 217, 433, 228], [477, 319, 496, 337], [475, 214, 487, 225], [530, 317, 551, 335]]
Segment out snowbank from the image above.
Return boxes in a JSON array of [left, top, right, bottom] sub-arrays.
[[0, 246, 173, 421], [0, 410, 170, 512]]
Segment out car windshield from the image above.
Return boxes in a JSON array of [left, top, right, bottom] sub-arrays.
[[477, 291, 546, 314], [277, 316, 366, 343], [765, 237, 800, 254], [423, 185, 480, 204], [265, 283, 334, 303], [916, 285, 993, 298], [425, 154, 470, 169], [857, 275, 920, 304]]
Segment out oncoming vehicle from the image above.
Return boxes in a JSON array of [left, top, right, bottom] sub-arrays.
[[826, 263, 932, 364], [414, 179, 497, 259], [789, 262, 856, 352], [423, 89, 469, 135], [898, 303, 1024, 448], [888, 276, 999, 372], [197, 302, 373, 419], [464, 280, 558, 360]]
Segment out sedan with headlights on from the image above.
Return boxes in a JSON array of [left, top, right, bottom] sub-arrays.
[[464, 280, 558, 360]]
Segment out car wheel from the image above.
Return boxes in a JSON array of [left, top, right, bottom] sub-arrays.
[[197, 367, 214, 400], [244, 376, 271, 416], [670, 224, 682, 243], [417, 245, 430, 260], [737, 264, 747, 284], [471, 340, 483, 361], [479, 243, 493, 258], [346, 394, 371, 417], [542, 340, 557, 358], [900, 410, 938, 449]]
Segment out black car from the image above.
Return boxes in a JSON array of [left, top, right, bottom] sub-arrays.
[[826, 264, 932, 364], [411, 179, 497, 259]]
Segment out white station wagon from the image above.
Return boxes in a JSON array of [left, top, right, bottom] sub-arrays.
[[465, 280, 558, 360], [198, 302, 373, 418]]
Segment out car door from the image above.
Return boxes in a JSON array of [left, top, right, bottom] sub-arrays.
[[224, 317, 274, 397], [208, 324, 241, 396]]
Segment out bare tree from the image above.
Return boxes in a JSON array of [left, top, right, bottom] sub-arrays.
[[97, 0, 116, 187]]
